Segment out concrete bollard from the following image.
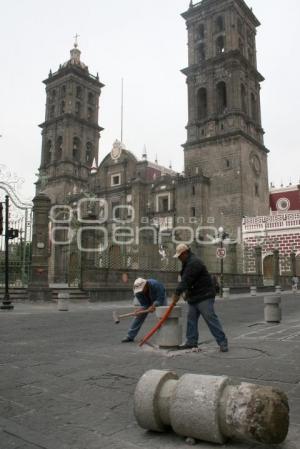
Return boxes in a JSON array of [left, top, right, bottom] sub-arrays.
[[57, 291, 70, 311], [250, 286, 257, 296], [155, 306, 182, 349], [134, 370, 289, 445], [275, 285, 282, 294], [222, 287, 230, 299], [264, 295, 281, 323], [292, 284, 298, 294]]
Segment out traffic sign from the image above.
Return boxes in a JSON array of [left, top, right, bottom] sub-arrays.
[[216, 247, 226, 259]]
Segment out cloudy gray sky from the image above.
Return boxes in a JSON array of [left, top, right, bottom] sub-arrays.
[[0, 0, 299, 200]]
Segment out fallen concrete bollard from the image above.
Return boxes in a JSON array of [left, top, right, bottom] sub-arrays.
[[57, 291, 69, 311], [264, 295, 281, 323], [250, 286, 257, 296], [134, 370, 289, 445], [223, 287, 230, 299], [155, 306, 182, 349]]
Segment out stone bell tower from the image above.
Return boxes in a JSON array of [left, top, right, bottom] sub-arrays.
[[182, 0, 269, 238], [37, 38, 104, 204]]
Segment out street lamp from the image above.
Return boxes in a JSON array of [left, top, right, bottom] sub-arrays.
[[218, 226, 229, 298]]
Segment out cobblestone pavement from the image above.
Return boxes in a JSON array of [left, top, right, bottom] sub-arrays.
[[0, 293, 300, 449]]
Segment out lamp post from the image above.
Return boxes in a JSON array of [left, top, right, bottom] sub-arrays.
[[1, 196, 14, 310], [218, 226, 229, 298]]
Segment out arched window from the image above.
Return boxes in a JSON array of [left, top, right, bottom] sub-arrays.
[[76, 86, 82, 99], [216, 81, 227, 114], [87, 107, 94, 121], [88, 92, 94, 105], [60, 101, 65, 114], [197, 88, 208, 119], [75, 101, 81, 117], [61, 85, 66, 97], [215, 16, 225, 32], [241, 84, 247, 113], [86, 142, 93, 164], [239, 38, 244, 55], [198, 24, 205, 40], [45, 140, 52, 164], [216, 36, 225, 54], [198, 44, 206, 62], [73, 137, 81, 161], [251, 93, 257, 121], [55, 137, 63, 160]]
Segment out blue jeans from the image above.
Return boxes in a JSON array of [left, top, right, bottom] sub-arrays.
[[127, 297, 168, 340], [186, 298, 227, 347]]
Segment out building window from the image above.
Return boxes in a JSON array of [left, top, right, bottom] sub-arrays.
[[60, 101, 65, 114], [45, 140, 52, 164], [76, 86, 82, 99], [61, 85, 66, 97], [55, 136, 63, 160], [248, 49, 255, 65], [239, 38, 244, 55], [255, 183, 259, 197], [237, 18, 243, 35], [86, 142, 93, 165], [215, 16, 225, 32], [216, 35, 225, 54], [198, 24, 205, 40], [112, 202, 121, 220], [197, 87, 207, 119], [88, 92, 94, 105], [50, 89, 56, 102], [111, 174, 121, 186], [251, 93, 257, 121], [49, 105, 55, 119], [192, 185, 196, 195], [73, 137, 81, 161], [198, 43, 206, 62], [241, 84, 247, 113], [216, 81, 227, 114], [87, 107, 93, 121], [75, 101, 81, 117], [191, 207, 196, 217], [224, 158, 231, 169]]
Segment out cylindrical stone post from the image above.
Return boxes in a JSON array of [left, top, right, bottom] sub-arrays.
[[264, 295, 281, 323], [57, 286, 70, 311], [250, 286, 257, 296], [155, 306, 182, 349], [223, 287, 230, 299], [134, 370, 289, 445]]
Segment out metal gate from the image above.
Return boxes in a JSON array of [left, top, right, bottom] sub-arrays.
[[0, 168, 33, 287]]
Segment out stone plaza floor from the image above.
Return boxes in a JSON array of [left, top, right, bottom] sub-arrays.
[[0, 292, 300, 449]]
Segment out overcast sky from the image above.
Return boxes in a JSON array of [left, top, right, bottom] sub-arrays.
[[0, 0, 299, 200]]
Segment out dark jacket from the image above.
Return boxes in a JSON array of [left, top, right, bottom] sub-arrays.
[[175, 252, 215, 303]]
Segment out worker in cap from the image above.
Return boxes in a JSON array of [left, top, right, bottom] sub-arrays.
[[122, 278, 168, 343], [172, 244, 228, 352]]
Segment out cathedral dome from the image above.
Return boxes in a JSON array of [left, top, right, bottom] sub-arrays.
[[61, 42, 88, 72]]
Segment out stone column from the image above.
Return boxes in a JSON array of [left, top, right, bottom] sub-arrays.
[[28, 194, 52, 301]]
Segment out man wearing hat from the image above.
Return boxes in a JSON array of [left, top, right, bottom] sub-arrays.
[[172, 244, 228, 352], [122, 278, 168, 343]]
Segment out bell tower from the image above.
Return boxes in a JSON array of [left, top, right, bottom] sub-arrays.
[[182, 0, 269, 234], [37, 39, 104, 203]]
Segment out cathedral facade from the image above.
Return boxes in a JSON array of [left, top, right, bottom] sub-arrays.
[[36, 0, 270, 283]]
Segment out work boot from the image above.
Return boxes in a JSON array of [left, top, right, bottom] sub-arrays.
[[219, 343, 229, 352], [122, 337, 134, 343], [177, 343, 198, 350]]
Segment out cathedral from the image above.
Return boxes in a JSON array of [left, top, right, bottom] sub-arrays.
[[35, 0, 270, 284]]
